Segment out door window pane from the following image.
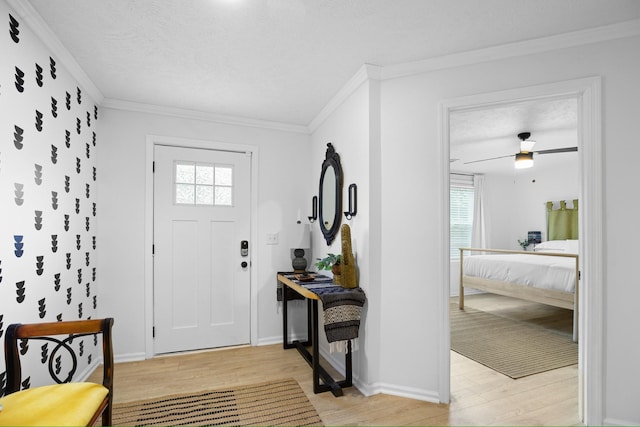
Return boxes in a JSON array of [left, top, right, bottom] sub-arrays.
[[176, 183, 195, 204], [196, 185, 214, 205], [174, 162, 234, 206], [214, 166, 233, 206], [215, 187, 232, 206], [176, 163, 195, 184], [196, 165, 214, 185], [215, 167, 232, 186]]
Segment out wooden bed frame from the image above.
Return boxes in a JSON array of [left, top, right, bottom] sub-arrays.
[[459, 247, 579, 341]]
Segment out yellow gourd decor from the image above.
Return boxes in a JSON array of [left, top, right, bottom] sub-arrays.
[[340, 224, 358, 288]]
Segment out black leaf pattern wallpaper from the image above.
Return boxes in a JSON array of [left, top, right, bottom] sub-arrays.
[[1, 4, 100, 394]]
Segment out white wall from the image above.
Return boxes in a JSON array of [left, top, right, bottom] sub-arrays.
[[380, 35, 640, 424], [97, 108, 310, 359], [309, 78, 381, 392], [486, 157, 580, 250], [0, 1, 102, 384]]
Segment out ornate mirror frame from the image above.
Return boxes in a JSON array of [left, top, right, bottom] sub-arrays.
[[318, 143, 343, 245]]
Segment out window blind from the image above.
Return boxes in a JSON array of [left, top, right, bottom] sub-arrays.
[[450, 184, 474, 259]]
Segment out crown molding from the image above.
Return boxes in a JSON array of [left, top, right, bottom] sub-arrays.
[[11, 0, 639, 136], [307, 19, 639, 133], [101, 98, 310, 134], [308, 64, 382, 133], [10, 0, 308, 134], [381, 18, 640, 80], [7, 0, 104, 104]]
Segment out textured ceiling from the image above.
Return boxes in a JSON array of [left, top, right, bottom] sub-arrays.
[[28, 0, 640, 127], [450, 97, 578, 175]]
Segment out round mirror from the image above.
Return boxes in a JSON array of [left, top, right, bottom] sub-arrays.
[[318, 143, 343, 245]]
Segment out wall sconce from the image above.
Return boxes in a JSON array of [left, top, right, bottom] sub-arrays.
[[308, 195, 317, 223], [344, 183, 357, 220]]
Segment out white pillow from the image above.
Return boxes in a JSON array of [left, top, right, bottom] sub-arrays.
[[533, 239, 579, 254], [533, 240, 566, 252], [564, 240, 579, 254]]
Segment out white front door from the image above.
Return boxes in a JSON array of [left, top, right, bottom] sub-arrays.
[[153, 145, 251, 354]]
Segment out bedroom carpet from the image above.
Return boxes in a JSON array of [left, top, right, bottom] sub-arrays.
[[450, 304, 577, 379], [111, 378, 323, 426]]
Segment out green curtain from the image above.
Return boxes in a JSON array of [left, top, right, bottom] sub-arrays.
[[546, 199, 578, 240]]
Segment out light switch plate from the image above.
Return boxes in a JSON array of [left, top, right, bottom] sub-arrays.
[[266, 233, 279, 245]]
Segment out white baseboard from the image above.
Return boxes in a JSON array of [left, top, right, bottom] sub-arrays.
[[77, 359, 101, 382], [369, 382, 442, 403], [317, 347, 441, 403], [110, 345, 442, 404], [450, 288, 484, 298], [115, 352, 146, 363], [256, 336, 282, 346], [258, 332, 309, 347], [603, 417, 640, 426]]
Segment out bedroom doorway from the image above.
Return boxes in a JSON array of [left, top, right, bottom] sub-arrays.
[[440, 77, 603, 424]]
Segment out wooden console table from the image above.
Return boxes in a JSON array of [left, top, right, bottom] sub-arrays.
[[277, 273, 352, 396]]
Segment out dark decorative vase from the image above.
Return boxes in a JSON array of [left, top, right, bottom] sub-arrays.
[[292, 248, 308, 273]]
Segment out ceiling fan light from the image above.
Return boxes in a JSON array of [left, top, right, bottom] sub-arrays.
[[515, 151, 534, 169]]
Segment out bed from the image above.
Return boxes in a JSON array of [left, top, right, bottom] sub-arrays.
[[458, 199, 580, 341]]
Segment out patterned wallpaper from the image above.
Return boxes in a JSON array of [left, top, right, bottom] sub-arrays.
[[0, 3, 100, 393]]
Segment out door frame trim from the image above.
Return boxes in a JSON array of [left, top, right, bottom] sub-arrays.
[[438, 76, 603, 424], [144, 135, 259, 358]]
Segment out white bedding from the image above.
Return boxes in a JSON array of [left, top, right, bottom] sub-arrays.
[[463, 253, 577, 293]]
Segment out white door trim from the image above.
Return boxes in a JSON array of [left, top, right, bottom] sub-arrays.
[[144, 135, 259, 359], [438, 76, 603, 424]]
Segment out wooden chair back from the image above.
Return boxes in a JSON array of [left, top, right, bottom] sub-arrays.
[[3, 318, 114, 426]]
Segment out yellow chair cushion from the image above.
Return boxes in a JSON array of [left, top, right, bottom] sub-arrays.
[[0, 382, 108, 426]]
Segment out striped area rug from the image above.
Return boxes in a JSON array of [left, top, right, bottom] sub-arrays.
[[450, 304, 577, 379], [112, 378, 323, 426]]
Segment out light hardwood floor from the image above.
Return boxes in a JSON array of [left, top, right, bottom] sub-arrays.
[[92, 295, 580, 426]]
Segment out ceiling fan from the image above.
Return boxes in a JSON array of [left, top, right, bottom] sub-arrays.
[[464, 132, 578, 169]]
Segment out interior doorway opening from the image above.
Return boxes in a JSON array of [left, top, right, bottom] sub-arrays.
[[439, 77, 603, 424]]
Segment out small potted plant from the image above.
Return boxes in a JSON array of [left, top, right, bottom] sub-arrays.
[[518, 238, 531, 251], [315, 253, 342, 284]]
